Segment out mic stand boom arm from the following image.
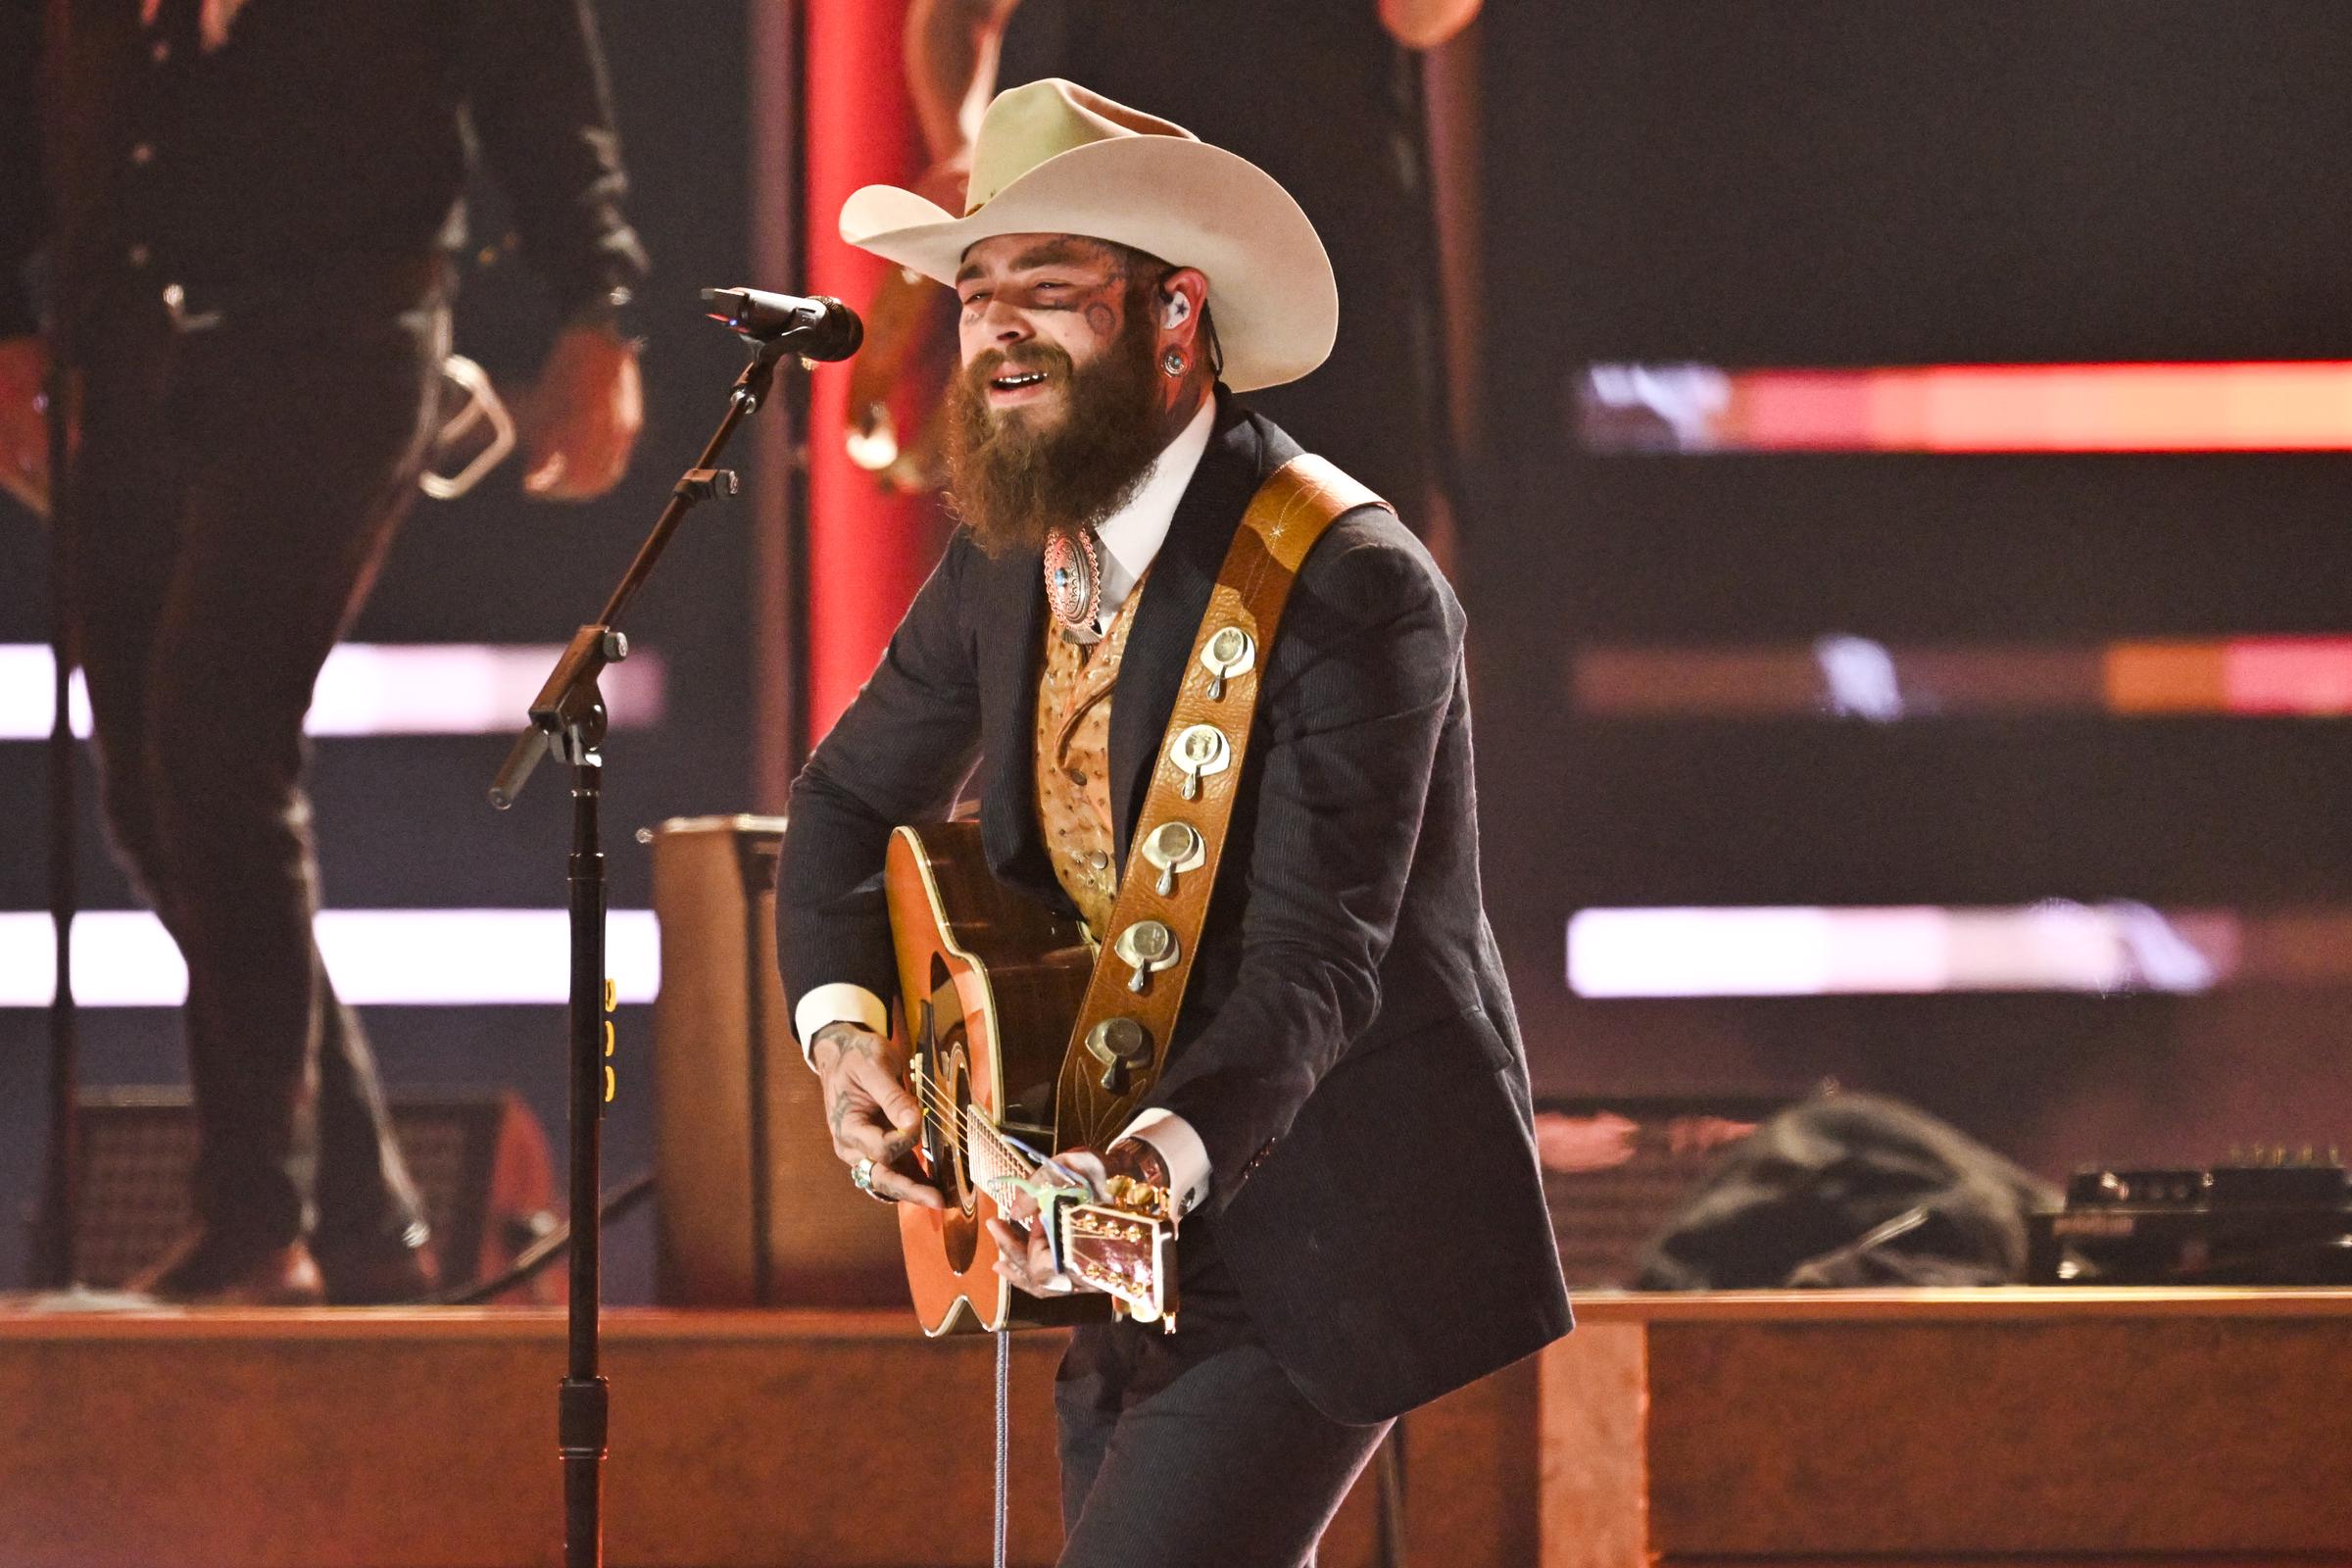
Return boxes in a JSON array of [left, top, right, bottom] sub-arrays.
[[486, 330, 790, 1568], [490, 334, 787, 808]]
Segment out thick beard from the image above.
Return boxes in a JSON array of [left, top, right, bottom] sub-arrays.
[[944, 314, 1171, 560]]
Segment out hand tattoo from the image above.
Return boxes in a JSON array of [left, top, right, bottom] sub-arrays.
[[815, 1022, 905, 1156], [811, 1020, 879, 1065]]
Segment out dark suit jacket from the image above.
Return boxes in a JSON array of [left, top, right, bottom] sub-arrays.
[[5, 0, 646, 341], [778, 397, 1571, 1423]]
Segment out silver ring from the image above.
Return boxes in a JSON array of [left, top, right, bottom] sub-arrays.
[[851, 1156, 896, 1203]]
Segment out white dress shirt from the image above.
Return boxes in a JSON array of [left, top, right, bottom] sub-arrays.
[[795, 397, 1219, 1216]]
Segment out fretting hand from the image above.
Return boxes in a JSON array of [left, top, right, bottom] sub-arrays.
[[987, 1137, 1170, 1298], [810, 1021, 946, 1208]]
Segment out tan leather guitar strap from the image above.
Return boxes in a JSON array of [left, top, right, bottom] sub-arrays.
[[1054, 454, 1388, 1152]]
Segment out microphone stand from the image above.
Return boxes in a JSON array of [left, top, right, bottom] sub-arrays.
[[489, 328, 794, 1568]]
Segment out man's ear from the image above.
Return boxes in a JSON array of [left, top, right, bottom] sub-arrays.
[[1156, 268, 1209, 350]]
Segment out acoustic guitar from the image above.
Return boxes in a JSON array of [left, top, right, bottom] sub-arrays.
[[884, 820, 1180, 1335]]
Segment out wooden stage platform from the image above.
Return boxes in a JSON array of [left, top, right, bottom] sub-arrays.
[[4, 1289, 2348, 1567]]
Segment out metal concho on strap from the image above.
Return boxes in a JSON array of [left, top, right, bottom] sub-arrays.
[[1054, 455, 1388, 1151]]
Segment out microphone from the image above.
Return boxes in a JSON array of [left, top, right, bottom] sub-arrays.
[[700, 287, 864, 360]]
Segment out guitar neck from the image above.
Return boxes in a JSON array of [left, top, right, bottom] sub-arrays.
[[963, 1103, 1040, 1201]]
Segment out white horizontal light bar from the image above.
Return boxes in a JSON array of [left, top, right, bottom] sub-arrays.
[[1577, 361, 2352, 452], [0, 909, 661, 1007], [1567, 903, 2238, 998], [0, 643, 666, 741]]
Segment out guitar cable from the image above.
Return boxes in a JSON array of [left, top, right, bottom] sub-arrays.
[[995, 1327, 1012, 1568], [907, 1057, 1010, 1565]]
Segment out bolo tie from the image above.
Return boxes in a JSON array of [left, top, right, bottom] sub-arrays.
[[1042, 523, 1105, 645]]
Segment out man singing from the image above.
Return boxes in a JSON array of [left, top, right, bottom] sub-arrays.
[[778, 80, 1567, 1564], [0, 0, 648, 1303]]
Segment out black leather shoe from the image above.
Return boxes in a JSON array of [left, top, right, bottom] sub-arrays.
[[127, 1229, 327, 1306]]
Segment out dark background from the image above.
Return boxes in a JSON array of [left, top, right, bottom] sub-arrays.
[[0, 2, 757, 1297], [8, 2, 2352, 1294], [1473, 2, 2352, 1168]]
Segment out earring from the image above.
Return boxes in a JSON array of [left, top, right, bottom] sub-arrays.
[[1160, 349, 1188, 378]]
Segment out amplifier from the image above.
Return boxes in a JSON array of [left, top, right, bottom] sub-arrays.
[[73, 1087, 557, 1300], [647, 814, 905, 1307], [2027, 1151, 2351, 1285], [1534, 1094, 1787, 1286]]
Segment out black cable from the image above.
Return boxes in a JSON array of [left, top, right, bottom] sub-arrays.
[[421, 1170, 657, 1307]]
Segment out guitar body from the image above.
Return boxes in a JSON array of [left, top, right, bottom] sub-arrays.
[[885, 820, 1103, 1335]]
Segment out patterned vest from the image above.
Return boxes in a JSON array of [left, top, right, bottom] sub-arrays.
[[1033, 580, 1150, 941]]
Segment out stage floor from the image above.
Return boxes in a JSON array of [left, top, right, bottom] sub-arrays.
[[4, 1290, 2348, 1568]]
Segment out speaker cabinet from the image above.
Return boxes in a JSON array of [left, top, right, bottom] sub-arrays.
[[73, 1088, 557, 1299], [1534, 1093, 1788, 1286], [648, 814, 904, 1306]]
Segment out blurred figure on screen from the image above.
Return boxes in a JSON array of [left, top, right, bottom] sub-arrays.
[[868, 0, 1477, 538], [0, 0, 649, 1303]]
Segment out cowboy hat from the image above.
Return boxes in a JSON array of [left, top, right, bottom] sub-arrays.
[[839, 79, 1338, 393]]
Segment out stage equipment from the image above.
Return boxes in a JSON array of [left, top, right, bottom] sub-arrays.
[[2029, 1151, 2351, 1285], [1532, 1094, 1788, 1286], [643, 815, 902, 1306], [435, 1170, 652, 1308], [1633, 1093, 2056, 1291], [489, 292, 850, 1568], [69, 1088, 557, 1300]]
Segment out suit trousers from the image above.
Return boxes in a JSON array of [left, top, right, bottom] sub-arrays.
[[61, 278, 444, 1250], [1054, 1262, 1392, 1568]]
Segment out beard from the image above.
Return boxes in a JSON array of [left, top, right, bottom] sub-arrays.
[[943, 313, 1172, 560]]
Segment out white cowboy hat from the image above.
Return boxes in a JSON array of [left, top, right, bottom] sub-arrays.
[[839, 78, 1338, 393]]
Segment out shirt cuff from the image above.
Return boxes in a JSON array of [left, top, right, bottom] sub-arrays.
[[793, 983, 890, 1069], [1115, 1108, 1211, 1218]]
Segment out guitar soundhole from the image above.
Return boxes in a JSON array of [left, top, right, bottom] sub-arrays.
[[921, 958, 982, 1274]]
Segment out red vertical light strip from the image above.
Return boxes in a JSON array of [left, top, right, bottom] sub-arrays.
[[803, 0, 931, 739], [747, 0, 800, 809]]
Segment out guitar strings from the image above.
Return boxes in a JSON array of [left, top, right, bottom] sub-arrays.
[[905, 1064, 962, 1131], [903, 1070, 1056, 1188], [906, 1062, 1016, 1162], [908, 1071, 1037, 1198], [903, 1066, 1059, 1213], [900, 1065, 1158, 1309], [911, 1069, 1031, 1176], [906, 1072, 967, 1152]]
